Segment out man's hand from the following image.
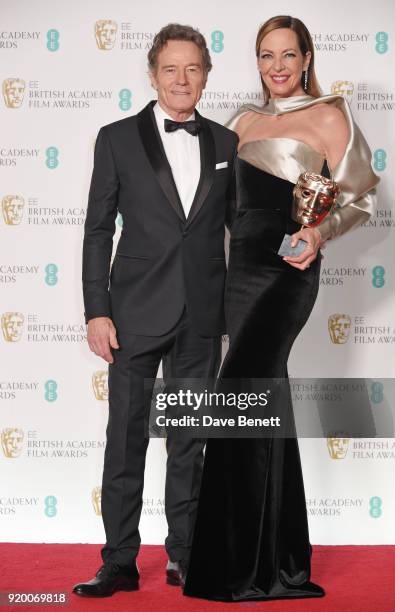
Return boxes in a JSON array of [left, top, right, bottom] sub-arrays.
[[87, 317, 119, 364], [283, 227, 324, 271]]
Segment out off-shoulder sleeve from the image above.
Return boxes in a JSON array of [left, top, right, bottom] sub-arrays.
[[316, 97, 380, 241], [225, 105, 253, 131]]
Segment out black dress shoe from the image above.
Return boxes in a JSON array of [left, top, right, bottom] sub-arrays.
[[72, 562, 139, 597], [166, 560, 186, 587]]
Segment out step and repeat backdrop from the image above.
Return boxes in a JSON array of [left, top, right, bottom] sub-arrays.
[[1, 0, 394, 545]]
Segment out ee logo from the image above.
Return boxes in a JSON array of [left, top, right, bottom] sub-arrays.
[[370, 382, 384, 404], [373, 149, 387, 172], [369, 496, 382, 518], [372, 266, 385, 288], [119, 89, 132, 111], [211, 31, 224, 53], [44, 495, 58, 517], [45, 263, 58, 286], [46, 29, 60, 52], [375, 32, 388, 54], [45, 147, 59, 169], [45, 380, 58, 402]]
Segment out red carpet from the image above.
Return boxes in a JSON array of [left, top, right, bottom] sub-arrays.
[[0, 544, 393, 611]]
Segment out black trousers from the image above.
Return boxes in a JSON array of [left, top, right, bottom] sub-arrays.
[[100, 308, 222, 566]]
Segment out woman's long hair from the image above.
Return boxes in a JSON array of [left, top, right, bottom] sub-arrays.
[[255, 15, 322, 101]]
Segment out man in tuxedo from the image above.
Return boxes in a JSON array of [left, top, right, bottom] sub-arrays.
[[73, 23, 238, 598]]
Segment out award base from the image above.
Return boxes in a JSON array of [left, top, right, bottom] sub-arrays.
[[277, 234, 308, 257]]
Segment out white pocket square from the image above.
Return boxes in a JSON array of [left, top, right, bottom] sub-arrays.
[[215, 161, 228, 169]]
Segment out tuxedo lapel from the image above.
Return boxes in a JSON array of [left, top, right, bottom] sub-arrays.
[[185, 110, 215, 227], [137, 101, 186, 222]]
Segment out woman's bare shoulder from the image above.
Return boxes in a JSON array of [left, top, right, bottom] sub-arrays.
[[309, 102, 348, 131], [307, 102, 350, 168], [304, 103, 349, 154]]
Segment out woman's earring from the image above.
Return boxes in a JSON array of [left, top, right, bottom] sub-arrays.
[[304, 67, 309, 91]]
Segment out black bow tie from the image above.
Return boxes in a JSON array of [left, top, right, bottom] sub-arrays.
[[164, 118, 201, 136]]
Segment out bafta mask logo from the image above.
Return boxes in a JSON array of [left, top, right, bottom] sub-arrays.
[[1, 312, 24, 342], [1, 427, 24, 458], [92, 486, 102, 515], [2, 195, 25, 225], [331, 80, 354, 105], [328, 314, 351, 345], [92, 371, 109, 400], [327, 436, 349, 459], [292, 172, 339, 227], [95, 20, 118, 50], [2, 78, 26, 108]]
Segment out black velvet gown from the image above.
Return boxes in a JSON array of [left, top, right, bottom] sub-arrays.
[[183, 138, 326, 602]]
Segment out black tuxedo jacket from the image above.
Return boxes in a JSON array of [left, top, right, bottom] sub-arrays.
[[82, 100, 238, 337]]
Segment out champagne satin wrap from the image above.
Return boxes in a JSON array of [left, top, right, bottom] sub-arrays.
[[226, 94, 380, 241]]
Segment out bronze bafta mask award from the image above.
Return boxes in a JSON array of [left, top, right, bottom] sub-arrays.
[[278, 172, 340, 257]]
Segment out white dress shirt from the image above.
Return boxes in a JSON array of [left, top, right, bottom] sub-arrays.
[[153, 102, 201, 218]]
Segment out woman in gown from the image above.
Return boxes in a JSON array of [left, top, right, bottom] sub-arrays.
[[183, 15, 379, 602]]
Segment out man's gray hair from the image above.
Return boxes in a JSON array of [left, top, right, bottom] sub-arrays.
[[148, 23, 212, 74]]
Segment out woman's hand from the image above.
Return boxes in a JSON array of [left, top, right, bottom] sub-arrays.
[[283, 227, 323, 270]]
